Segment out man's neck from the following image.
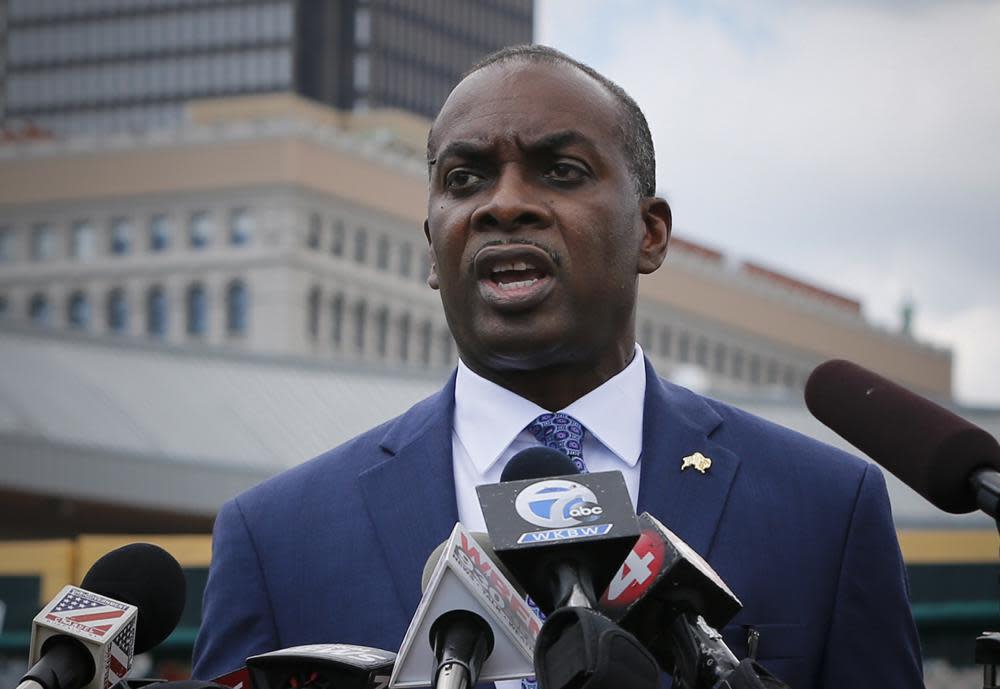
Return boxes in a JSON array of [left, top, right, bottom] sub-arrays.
[[461, 345, 637, 411]]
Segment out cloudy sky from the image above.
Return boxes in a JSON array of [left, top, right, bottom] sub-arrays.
[[536, 0, 999, 406]]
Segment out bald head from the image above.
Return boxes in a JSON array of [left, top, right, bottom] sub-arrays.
[[428, 45, 657, 198]]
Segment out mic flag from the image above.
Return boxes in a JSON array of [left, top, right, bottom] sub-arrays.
[[29, 585, 139, 689], [390, 523, 543, 688], [247, 644, 396, 689], [477, 470, 640, 613], [599, 512, 741, 630]]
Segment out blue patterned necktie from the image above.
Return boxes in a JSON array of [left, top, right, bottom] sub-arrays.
[[520, 413, 588, 689], [527, 412, 588, 474]]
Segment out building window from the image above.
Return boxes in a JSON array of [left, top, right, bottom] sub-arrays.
[[31, 224, 53, 261], [307, 212, 322, 249], [70, 221, 95, 260], [67, 291, 90, 329], [713, 343, 727, 373], [150, 214, 171, 251], [307, 286, 320, 338], [354, 300, 367, 353], [749, 355, 761, 384], [226, 280, 248, 335], [147, 286, 168, 337], [229, 209, 253, 246], [189, 211, 212, 249], [398, 313, 410, 361], [731, 350, 744, 380], [354, 228, 368, 264], [399, 242, 412, 277], [186, 283, 208, 335], [330, 293, 344, 347], [783, 366, 797, 388], [107, 288, 128, 333], [29, 293, 50, 325], [695, 338, 709, 367], [766, 360, 779, 385], [0, 228, 13, 262], [375, 307, 389, 357], [110, 217, 131, 255], [659, 326, 672, 357], [440, 330, 453, 365], [640, 320, 653, 350], [331, 220, 345, 257], [418, 320, 433, 364], [376, 235, 390, 270], [354, 7, 372, 46], [0, 295, 8, 320], [677, 332, 690, 363]]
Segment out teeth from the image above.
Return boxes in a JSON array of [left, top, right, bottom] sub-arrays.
[[491, 260, 536, 274], [498, 278, 538, 290]]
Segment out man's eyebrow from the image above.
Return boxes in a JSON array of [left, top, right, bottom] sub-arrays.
[[521, 130, 593, 153], [428, 140, 489, 168]]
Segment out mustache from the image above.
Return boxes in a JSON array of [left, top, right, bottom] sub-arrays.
[[468, 238, 563, 276]]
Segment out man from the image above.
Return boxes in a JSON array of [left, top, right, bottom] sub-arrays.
[[193, 46, 922, 688]]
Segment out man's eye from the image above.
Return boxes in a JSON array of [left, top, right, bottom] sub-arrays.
[[547, 162, 587, 182], [444, 169, 483, 190]]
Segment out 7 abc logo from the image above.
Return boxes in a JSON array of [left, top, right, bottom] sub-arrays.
[[514, 479, 605, 528]]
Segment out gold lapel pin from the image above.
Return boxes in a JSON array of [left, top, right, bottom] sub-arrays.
[[681, 452, 712, 474]]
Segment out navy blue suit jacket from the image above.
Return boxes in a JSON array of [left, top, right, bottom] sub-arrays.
[[192, 361, 922, 688]]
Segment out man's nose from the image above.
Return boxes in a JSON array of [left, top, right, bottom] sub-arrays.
[[471, 168, 553, 232]]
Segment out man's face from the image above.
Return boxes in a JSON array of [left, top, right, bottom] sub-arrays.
[[425, 59, 668, 375]]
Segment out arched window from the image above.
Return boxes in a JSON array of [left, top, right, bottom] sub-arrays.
[[440, 329, 453, 365], [307, 286, 320, 338], [70, 222, 95, 260], [354, 228, 368, 264], [398, 313, 411, 362], [149, 214, 170, 252], [398, 243, 413, 278], [419, 320, 433, 365], [331, 220, 345, 257], [229, 209, 253, 247], [376, 235, 390, 270], [186, 283, 207, 336], [307, 212, 322, 249], [375, 307, 389, 357], [354, 300, 367, 353], [189, 211, 211, 249], [677, 332, 691, 363], [147, 286, 167, 336], [226, 280, 248, 335], [106, 288, 128, 333], [67, 291, 89, 329], [109, 218, 131, 255], [29, 293, 50, 325], [659, 326, 672, 357], [330, 293, 344, 347]]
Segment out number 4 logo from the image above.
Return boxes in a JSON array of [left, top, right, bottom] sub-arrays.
[[601, 531, 666, 606]]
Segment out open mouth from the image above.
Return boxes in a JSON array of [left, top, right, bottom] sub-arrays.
[[474, 245, 557, 310]]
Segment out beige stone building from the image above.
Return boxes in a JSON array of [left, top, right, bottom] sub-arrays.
[[0, 93, 952, 399]]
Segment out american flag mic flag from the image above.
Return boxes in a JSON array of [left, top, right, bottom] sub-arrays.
[[47, 590, 128, 637]]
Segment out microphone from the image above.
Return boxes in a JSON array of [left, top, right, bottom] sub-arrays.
[[805, 359, 1000, 515], [390, 523, 542, 688], [19, 543, 186, 689], [598, 513, 793, 689], [598, 512, 743, 689], [246, 645, 395, 689], [477, 447, 640, 613]]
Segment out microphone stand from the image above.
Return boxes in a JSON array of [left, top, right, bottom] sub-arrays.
[[970, 469, 1000, 689]]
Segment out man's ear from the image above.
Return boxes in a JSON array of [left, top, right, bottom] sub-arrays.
[[638, 197, 671, 275], [424, 219, 440, 290]]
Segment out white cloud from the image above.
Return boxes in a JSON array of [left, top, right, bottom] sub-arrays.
[[538, 0, 1000, 405]]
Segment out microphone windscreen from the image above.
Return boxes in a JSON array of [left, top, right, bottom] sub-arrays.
[[81, 543, 186, 653], [500, 446, 580, 483], [805, 359, 1000, 513]]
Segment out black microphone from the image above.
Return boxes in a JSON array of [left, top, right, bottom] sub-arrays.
[[805, 359, 1000, 515], [478, 447, 641, 614], [19, 543, 186, 689], [246, 644, 395, 689]]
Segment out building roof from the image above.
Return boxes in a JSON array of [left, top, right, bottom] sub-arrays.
[[0, 326, 994, 530]]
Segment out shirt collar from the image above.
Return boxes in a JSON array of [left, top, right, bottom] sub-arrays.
[[453, 344, 647, 476]]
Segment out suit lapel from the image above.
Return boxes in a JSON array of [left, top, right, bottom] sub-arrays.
[[637, 359, 741, 559], [357, 373, 460, 615]]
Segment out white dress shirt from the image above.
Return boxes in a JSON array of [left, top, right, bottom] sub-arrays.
[[450, 344, 647, 687]]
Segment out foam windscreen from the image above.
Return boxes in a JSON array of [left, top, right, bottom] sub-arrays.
[[805, 359, 1000, 513], [81, 543, 186, 653], [500, 446, 580, 483]]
